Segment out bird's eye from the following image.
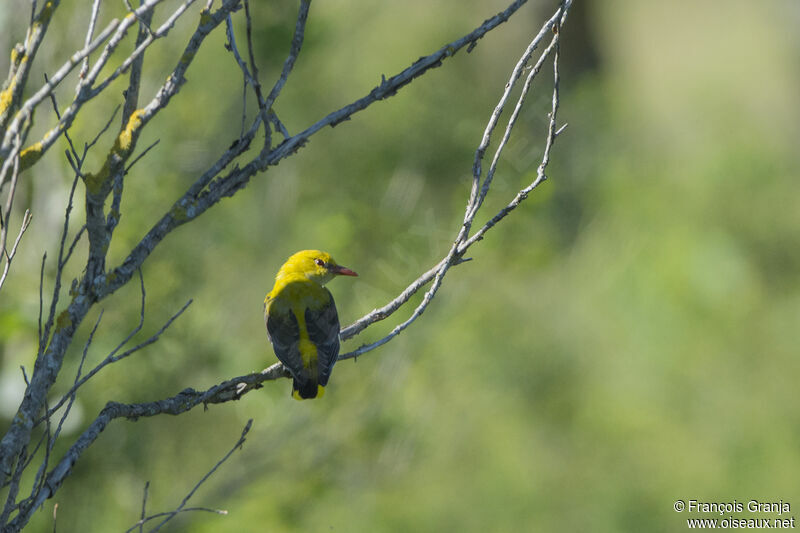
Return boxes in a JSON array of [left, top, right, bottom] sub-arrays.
[[314, 258, 325, 267]]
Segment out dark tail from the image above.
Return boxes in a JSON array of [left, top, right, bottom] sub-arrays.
[[292, 378, 322, 400]]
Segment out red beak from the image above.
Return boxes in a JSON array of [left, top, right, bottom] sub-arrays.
[[330, 264, 358, 277]]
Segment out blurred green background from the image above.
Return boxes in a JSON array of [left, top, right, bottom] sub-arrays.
[[2, 0, 800, 531]]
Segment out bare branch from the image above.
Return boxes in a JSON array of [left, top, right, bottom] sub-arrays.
[[13, 401, 255, 532], [87, 106, 122, 154], [128, 507, 227, 533], [0, 0, 219, 174], [460, 3, 570, 252], [224, 0, 309, 148], [27, 397, 53, 519], [83, 0, 241, 282], [0, 129, 31, 292], [264, 0, 532, 163], [122, 2, 155, 127], [37, 253, 46, 352], [466, 5, 567, 222], [0, 0, 60, 137], [125, 139, 160, 174], [60, 225, 85, 270], [224, 14, 261, 140], [104, 0, 534, 305], [0, 17, 119, 162], [85, 0, 198, 100], [41, 290, 192, 426], [144, 420, 251, 532], [139, 481, 150, 533], [340, 247, 459, 360], [473, 33, 560, 220], [0, 444, 27, 525], [340, 257, 446, 341], [262, 0, 310, 113], [50, 311, 105, 449], [0, 209, 31, 291], [339, 0, 572, 356], [38, 170, 81, 363], [45, 74, 81, 169], [241, 0, 271, 143], [0, 3, 572, 529], [78, 0, 104, 81]]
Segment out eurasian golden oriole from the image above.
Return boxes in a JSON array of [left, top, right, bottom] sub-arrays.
[[264, 250, 357, 400]]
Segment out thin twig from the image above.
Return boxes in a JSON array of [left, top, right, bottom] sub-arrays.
[[36, 94, 98, 360], [262, 0, 310, 112], [61, 225, 85, 270], [0, 0, 59, 147], [466, 5, 566, 222], [37, 253, 46, 353], [130, 507, 228, 532], [87, 105, 121, 153], [83, 0, 241, 282], [87, 0, 206, 100], [139, 481, 149, 533], [460, 3, 569, 252], [473, 33, 560, 219], [45, 73, 80, 166], [29, 0, 37, 25], [0, 5, 563, 526], [104, 0, 534, 304], [56, 173, 81, 269], [0, 133, 30, 291], [111, 0, 155, 239], [0, 17, 119, 159], [27, 396, 53, 514], [0, 0, 205, 170], [122, 1, 155, 125], [50, 310, 105, 450], [78, 0, 104, 81], [0, 0, 242, 514], [42, 289, 191, 425], [0, 209, 32, 291], [127, 421, 251, 532], [0, 444, 28, 524], [0, 135, 23, 286], [125, 139, 161, 174], [338, 1, 572, 352], [224, 15, 259, 137]]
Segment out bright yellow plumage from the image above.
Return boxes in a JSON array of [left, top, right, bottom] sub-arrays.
[[264, 250, 357, 400]]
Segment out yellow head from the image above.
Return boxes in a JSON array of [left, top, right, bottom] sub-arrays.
[[276, 250, 358, 285]]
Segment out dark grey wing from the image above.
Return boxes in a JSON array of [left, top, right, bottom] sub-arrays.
[[305, 289, 341, 386], [266, 306, 303, 379]]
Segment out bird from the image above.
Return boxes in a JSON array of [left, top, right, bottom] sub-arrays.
[[264, 250, 358, 400]]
